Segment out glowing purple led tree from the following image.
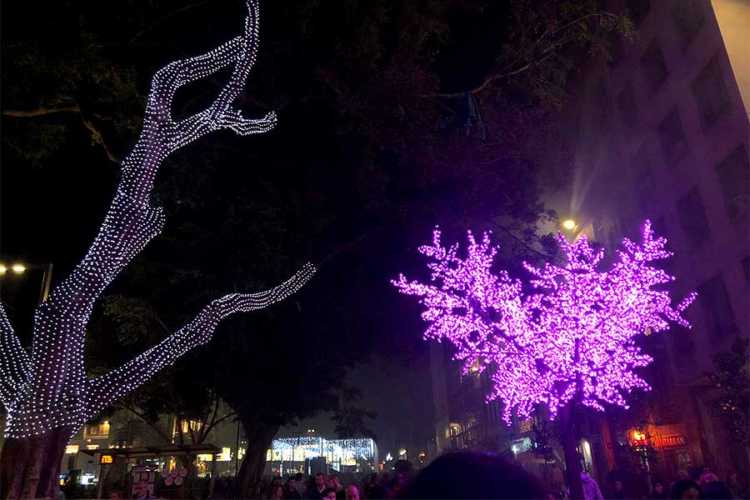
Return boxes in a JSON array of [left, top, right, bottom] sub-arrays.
[[0, 2, 314, 497], [393, 221, 695, 497]]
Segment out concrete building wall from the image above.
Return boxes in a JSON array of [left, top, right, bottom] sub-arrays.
[[565, 0, 749, 477]]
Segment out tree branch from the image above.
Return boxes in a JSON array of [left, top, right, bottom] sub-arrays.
[[0, 303, 31, 407], [3, 105, 120, 164], [119, 403, 173, 443], [201, 411, 236, 442], [30, 0, 274, 392], [85, 263, 315, 417], [80, 116, 120, 164], [2, 106, 81, 117], [426, 12, 619, 98]]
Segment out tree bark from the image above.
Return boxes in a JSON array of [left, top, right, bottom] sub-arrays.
[[0, 427, 72, 500], [235, 419, 279, 499], [559, 402, 584, 500]]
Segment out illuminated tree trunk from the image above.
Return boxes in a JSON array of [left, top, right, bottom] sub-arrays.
[[0, 2, 313, 497]]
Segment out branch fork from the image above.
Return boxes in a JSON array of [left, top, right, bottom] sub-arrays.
[[0, 0, 314, 440]]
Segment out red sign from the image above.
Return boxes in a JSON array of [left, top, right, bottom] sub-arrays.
[[648, 424, 687, 450]]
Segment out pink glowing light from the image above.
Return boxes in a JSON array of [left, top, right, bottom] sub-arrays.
[[393, 221, 696, 422]]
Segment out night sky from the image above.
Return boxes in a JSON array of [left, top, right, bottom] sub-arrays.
[[2, 0, 558, 458]]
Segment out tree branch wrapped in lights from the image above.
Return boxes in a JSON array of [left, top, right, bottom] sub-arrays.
[[0, 2, 314, 497], [393, 221, 695, 499]]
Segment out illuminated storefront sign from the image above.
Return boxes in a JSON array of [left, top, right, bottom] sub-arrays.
[[627, 424, 688, 450]]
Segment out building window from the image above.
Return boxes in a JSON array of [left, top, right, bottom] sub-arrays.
[[672, 0, 706, 49], [692, 55, 731, 129], [716, 144, 750, 222], [641, 41, 668, 92], [670, 325, 695, 369], [634, 165, 655, 212], [592, 78, 610, 131], [626, 0, 651, 26], [658, 108, 688, 163], [618, 83, 638, 129], [632, 142, 655, 211], [85, 421, 110, 439], [697, 275, 737, 338], [651, 216, 676, 276], [676, 187, 710, 249]]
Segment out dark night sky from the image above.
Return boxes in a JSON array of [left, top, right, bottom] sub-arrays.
[[0, 0, 517, 458]]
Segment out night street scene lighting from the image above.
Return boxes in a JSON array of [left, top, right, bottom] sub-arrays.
[[2, 1, 748, 499]]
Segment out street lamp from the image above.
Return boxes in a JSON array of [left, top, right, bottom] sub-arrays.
[[0, 260, 54, 302], [0, 262, 27, 274], [11, 263, 27, 274], [562, 219, 577, 231]]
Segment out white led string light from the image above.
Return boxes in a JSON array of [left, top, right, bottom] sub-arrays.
[[1, 0, 314, 440]]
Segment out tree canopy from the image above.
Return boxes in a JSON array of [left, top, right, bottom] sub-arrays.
[[2, 0, 630, 492]]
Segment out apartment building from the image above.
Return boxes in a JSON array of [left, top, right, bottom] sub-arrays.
[[429, 0, 749, 484], [567, 0, 749, 477]]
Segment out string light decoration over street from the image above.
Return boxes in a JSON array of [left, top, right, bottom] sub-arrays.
[[0, 0, 314, 442], [392, 220, 696, 423]]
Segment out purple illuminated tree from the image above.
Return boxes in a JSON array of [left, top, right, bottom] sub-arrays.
[[0, 2, 314, 498], [393, 221, 695, 498]]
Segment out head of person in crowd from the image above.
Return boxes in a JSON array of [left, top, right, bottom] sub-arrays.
[[651, 479, 667, 498], [314, 473, 326, 492], [322, 487, 338, 500], [701, 480, 732, 500], [270, 484, 284, 500], [328, 474, 343, 491], [294, 473, 305, 493], [698, 471, 719, 486], [676, 470, 690, 481], [285, 478, 301, 497], [398, 450, 545, 499], [670, 479, 701, 500], [390, 459, 414, 495], [345, 484, 360, 500]]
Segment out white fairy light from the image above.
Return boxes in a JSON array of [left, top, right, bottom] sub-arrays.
[[0, 0, 314, 440]]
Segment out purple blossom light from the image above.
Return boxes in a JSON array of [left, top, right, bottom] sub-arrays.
[[392, 221, 696, 422]]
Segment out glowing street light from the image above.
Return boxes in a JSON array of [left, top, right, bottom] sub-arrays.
[[11, 263, 27, 274], [0, 261, 54, 302], [0, 262, 27, 275], [562, 219, 577, 231]]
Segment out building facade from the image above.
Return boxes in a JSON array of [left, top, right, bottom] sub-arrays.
[[566, 0, 749, 479], [429, 0, 749, 487]]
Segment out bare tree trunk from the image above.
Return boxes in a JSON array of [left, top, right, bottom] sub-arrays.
[[235, 419, 279, 499], [0, 426, 71, 500], [559, 402, 583, 500]]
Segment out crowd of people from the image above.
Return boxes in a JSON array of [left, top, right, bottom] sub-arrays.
[[580, 465, 745, 500], [258, 453, 747, 500], [262, 459, 416, 500]]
